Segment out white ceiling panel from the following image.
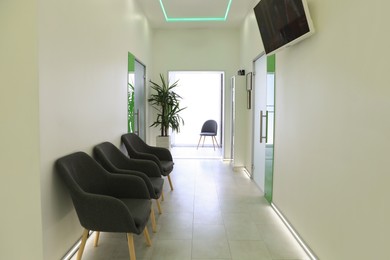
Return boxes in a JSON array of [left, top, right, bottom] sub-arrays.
[[162, 0, 229, 18]]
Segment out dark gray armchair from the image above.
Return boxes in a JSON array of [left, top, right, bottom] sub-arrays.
[[121, 133, 174, 190], [93, 141, 164, 217], [56, 151, 153, 260]]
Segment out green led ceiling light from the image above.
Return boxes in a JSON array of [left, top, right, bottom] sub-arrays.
[[159, 0, 232, 22]]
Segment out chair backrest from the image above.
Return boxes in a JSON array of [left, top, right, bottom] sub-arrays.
[[93, 142, 130, 172], [201, 120, 218, 134], [56, 152, 109, 196], [56, 151, 142, 233], [94, 142, 159, 198], [121, 133, 148, 156]]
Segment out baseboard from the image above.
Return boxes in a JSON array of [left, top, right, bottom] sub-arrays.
[[271, 203, 318, 260], [61, 231, 93, 260], [232, 165, 245, 171]]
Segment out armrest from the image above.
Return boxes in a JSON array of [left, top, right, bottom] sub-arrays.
[[132, 152, 162, 168], [145, 145, 173, 162], [114, 169, 156, 198], [122, 158, 162, 178], [73, 192, 138, 232], [106, 173, 150, 199]]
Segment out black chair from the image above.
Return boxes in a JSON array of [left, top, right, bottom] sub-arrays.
[[93, 141, 164, 217], [56, 152, 153, 260], [121, 133, 174, 191], [197, 119, 219, 150]]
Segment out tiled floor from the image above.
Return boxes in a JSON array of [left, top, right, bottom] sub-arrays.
[[71, 158, 309, 260], [170, 146, 223, 159]]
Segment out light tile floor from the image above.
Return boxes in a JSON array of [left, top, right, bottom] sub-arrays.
[[170, 146, 223, 159], [71, 158, 310, 260]]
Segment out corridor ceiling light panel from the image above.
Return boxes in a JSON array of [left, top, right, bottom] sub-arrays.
[[159, 0, 232, 22]]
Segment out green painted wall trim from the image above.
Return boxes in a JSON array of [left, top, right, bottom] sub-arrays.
[[128, 52, 135, 73], [267, 54, 275, 73], [265, 54, 276, 204]]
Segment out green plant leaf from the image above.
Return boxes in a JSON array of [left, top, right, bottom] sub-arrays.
[[148, 73, 186, 136]]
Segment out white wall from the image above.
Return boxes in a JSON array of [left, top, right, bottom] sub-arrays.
[[0, 1, 43, 259], [239, 8, 265, 173], [239, 10, 264, 67], [4, 0, 389, 258], [37, 0, 152, 259], [150, 28, 240, 159], [232, 76, 251, 168], [241, 0, 390, 259]]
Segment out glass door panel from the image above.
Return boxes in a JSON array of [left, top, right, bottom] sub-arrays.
[[252, 54, 267, 190]]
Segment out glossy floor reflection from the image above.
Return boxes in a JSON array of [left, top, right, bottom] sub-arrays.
[[71, 159, 310, 260]]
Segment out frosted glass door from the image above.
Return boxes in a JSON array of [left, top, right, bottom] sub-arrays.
[[252, 54, 267, 190]]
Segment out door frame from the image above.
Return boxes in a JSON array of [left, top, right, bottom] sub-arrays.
[[167, 70, 224, 149], [127, 52, 147, 141], [134, 58, 146, 141], [251, 52, 276, 203]]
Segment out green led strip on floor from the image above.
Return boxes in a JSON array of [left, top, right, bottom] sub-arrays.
[[159, 0, 232, 22]]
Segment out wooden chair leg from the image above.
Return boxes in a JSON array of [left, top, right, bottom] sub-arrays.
[[93, 231, 100, 247], [211, 136, 216, 150], [143, 227, 152, 246], [150, 206, 157, 233], [156, 199, 162, 214], [213, 136, 220, 148], [167, 175, 173, 190], [127, 233, 136, 260], [197, 136, 203, 149], [77, 229, 89, 260]]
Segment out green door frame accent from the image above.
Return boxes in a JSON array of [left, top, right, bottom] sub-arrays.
[[264, 54, 275, 203], [267, 55, 275, 72]]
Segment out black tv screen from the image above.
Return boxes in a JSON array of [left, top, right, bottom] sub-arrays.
[[254, 0, 315, 55]]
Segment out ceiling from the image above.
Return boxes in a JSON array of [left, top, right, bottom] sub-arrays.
[[134, 0, 259, 29]]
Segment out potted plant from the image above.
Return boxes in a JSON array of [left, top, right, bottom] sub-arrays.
[[148, 74, 186, 149]]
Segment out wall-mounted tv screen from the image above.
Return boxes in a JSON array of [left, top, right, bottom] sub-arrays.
[[254, 0, 315, 55]]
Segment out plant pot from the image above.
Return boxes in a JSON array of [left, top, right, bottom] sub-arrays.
[[156, 136, 171, 150]]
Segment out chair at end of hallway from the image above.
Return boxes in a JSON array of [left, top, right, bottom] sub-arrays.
[[197, 119, 219, 151]]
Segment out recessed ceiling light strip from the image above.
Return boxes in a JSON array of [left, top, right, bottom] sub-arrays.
[[159, 0, 232, 22], [223, 0, 232, 20], [159, 0, 169, 21]]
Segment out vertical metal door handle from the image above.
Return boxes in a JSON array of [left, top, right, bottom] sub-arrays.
[[134, 109, 140, 135], [260, 110, 268, 143], [265, 110, 269, 143], [260, 111, 263, 143]]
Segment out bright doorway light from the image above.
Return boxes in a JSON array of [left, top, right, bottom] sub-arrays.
[[168, 71, 223, 147]]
